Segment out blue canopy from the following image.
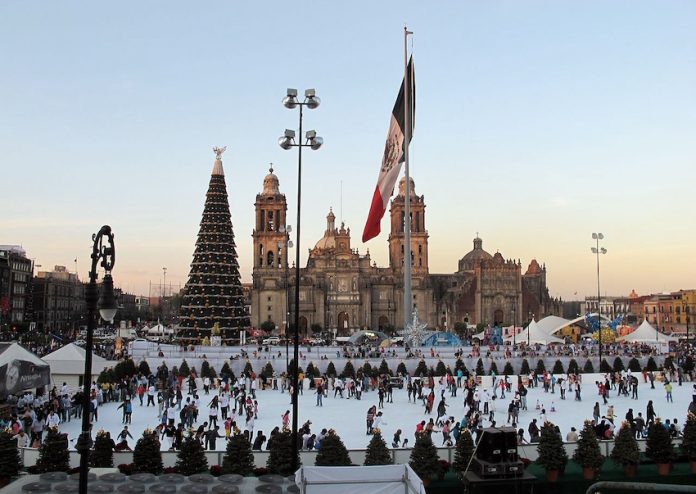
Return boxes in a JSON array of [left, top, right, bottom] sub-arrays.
[[421, 331, 462, 347]]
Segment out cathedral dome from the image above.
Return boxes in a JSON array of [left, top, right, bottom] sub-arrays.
[[313, 208, 337, 251], [262, 166, 280, 195], [458, 236, 493, 271]]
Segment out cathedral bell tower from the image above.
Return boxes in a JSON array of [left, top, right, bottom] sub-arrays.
[[252, 166, 289, 270], [388, 176, 429, 274]]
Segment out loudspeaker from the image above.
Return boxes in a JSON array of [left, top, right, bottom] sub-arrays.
[[476, 428, 518, 462]]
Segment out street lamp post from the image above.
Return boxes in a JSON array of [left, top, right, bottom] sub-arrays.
[[512, 303, 516, 348], [278, 226, 293, 372], [591, 233, 607, 370], [77, 226, 118, 494], [278, 88, 322, 473]]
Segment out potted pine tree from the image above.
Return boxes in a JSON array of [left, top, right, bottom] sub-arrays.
[[222, 434, 255, 475], [267, 430, 300, 476], [133, 429, 163, 475], [409, 432, 442, 486], [364, 430, 393, 466], [452, 429, 475, 479], [536, 423, 567, 482], [645, 421, 674, 476], [681, 412, 696, 474], [176, 433, 209, 476], [0, 431, 21, 487], [315, 430, 351, 466], [610, 422, 640, 477], [573, 420, 604, 480]]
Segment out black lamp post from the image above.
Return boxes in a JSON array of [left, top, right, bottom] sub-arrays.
[[512, 303, 516, 348], [77, 226, 117, 494], [527, 309, 532, 348], [278, 88, 322, 473], [591, 233, 606, 370]]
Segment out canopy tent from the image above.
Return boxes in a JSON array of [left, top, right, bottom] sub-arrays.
[[505, 320, 565, 345], [296, 465, 424, 494], [422, 331, 463, 347], [0, 342, 51, 397], [347, 330, 390, 346], [537, 316, 571, 334], [617, 319, 679, 343], [42, 343, 115, 390]]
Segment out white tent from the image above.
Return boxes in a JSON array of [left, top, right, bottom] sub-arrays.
[[505, 320, 565, 345], [617, 319, 679, 343], [0, 343, 51, 397], [42, 343, 116, 390], [296, 465, 424, 494], [537, 316, 571, 334]]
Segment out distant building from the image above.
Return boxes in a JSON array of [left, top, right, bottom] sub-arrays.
[[33, 265, 85, 335], [0, 245, 33, 328]]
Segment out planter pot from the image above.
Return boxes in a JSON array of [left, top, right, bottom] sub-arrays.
[[582, 467, 596, 480], [656, 462, 671, 476], [622, 464, 637, 478], [545, 469, 560, 483], [691, 461, 696, 475], [421, 477, 431, 488]]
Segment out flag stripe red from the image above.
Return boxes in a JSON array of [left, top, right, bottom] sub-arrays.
[[361, 185, 386, 242]]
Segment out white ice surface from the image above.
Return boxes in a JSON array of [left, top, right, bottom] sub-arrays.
[[56, 376, 696, 450]]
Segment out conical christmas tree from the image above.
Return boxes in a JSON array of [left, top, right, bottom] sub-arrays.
[[176, 433, 208, 476], [315, 430, 351, 466], [222, 434, 255, 475], [364, 431, 392, 466], [452, 428, 475, 475], [133, 430, 163, 475], [0, 431, 21, 481], [267, 430, 300, 476], [37, 428, 70, 473], [409, 432, 442, 481], [178, 147, 250, 341], [90, 431, 114, 468]]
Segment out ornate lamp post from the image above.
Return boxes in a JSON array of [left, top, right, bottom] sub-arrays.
[[278, 226, 293, 372], [77, 226, 118, 494], [278, 88, 323, 473], [591, 233, 607, 370]]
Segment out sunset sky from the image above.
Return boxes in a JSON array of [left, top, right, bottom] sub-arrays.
[[1, 1, 695, 300]]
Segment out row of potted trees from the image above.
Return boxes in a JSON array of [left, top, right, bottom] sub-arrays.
[[537, 412, 696, 481]]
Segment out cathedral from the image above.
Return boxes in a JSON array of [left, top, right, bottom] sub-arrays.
[[250, 167, 562, 337]]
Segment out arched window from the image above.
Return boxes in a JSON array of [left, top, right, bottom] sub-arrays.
[[267, 251, 274, 267]]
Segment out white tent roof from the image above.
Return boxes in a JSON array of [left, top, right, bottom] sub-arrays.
[[506, 320, 565, 345], [0, 342, 48, 368], [537, 316, 571, 334], [617, 319, 679, 343], [42, 343, 113, 375], [296, 465, 425, 494]]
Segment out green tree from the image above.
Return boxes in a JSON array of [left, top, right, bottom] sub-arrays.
[[220, 361, 232, 379], [37, 428, 70, 473], [611, 423, 640, 466], [306, 362, 318, 378], [201, 360, 214, 379], [452, 428, 474, 475], [535, 359, 546, 374], [310, 323, 322, 334], [600, 359, 612, 373], [489, 361, 498, 376], [612, 357, 625, 373], [454, 322, 468, 337], [415, 360, 429, 377], [536, 422, 568, 472], [520, 359, 531, 375], [573, 421, 604, 470], [455, 359, 467, 375], [583, 360, 595, 373], [133, 430, 163, 474], [326, 361, 337, 377], [176, 433, 209, 475], [0, 431, 21, 481], [364, 431, 393, 466], [379, 359, 392, 376], [682, 356, 695, 374], [316, 431, 352, 466], [340, 361, 355, 379], [409, 432, 442, 481], [260, 362, 274, 379], [179, 359, 190, 377], [362, 362, 373, 379], [567, 359, 579, 375], [628, 358, 642, 372], [90, 431, 114, 468], [260, 320, 276, 333], [222, 434, 255, 475], [396, 361, 408, 376], [243, 361, 254, 376], [646, 421, 675, 464], [435, 360, 447, 376], [475, 358, 485, 376], [681, 412, 696, 461], [503, 362, 514, 376], [138, 360, 151, 376], [647, 357, 658, 372], [267, 430, 300, 476], [552, 360, 564, 375]]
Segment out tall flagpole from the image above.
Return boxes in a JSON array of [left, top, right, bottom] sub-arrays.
[[403, 26, 413, 330]]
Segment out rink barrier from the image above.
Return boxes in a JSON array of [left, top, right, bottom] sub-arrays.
[[18, 438, 680, 469]]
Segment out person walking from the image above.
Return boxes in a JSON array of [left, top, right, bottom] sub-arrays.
[[316, 382, 323, 407]]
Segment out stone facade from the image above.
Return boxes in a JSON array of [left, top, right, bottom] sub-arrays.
[[250, 170, 561, 336]]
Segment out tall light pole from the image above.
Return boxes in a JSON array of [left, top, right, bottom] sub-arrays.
[[512, 302, 516, 348], [591, 233, 607, 370], [685, 301, 690, 344], [278, 225, 293, 372], [278, 88, 322, 473], [77, 226, 118, 494]]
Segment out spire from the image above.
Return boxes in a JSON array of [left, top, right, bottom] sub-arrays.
[[212, 146, 226, 176]]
